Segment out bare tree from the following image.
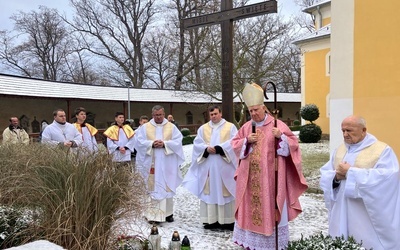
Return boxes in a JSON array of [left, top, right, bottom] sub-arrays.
[[143, 32, 176, 89], [67, 0, 156, 87], [273, 36, 302, 93], [0, 6, 72, 80], [164, 0, 219, 90], [61, 47, 108, 85], [223, 14, 293, 96], [294, 0, 318, 32]]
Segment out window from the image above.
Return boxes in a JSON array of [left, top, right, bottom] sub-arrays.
[[186, 111, 193, 124], [326, 52, 331, 76]]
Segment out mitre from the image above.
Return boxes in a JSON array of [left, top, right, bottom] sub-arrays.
[[242, 82, 265, 107]]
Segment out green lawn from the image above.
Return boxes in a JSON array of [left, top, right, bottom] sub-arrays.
[[299, 141, 330, 193], [302, 152, 330, 178]]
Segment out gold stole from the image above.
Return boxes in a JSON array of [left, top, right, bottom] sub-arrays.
[[73, 123, 98, 136], [202, 122, 233, 197], [103, 125, 134, 141], [146, 122, 174, 192], [145, 122, 173, 141], [334, 141, 387, 170]]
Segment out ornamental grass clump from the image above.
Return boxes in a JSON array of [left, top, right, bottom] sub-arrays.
[[0, 143, 147, 249]]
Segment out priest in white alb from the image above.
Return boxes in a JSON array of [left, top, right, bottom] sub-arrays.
[[41, 109, 83, 149], [320, 115, 400, 250], [135, 105, 184, 223], [182, 105, 238, 230]]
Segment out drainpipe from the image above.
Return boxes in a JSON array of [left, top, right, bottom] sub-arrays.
[[317, 5, 322, 29]]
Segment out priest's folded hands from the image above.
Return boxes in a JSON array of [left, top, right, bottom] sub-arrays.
[[335, 161, 350, 180]]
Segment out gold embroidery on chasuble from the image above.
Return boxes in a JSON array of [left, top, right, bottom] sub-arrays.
[[148, 161, 155, 191], [146, 122, 174, 192], [202, 122, 233, 196], [249, 129, 265, 226], [334, 141, 387, 171]]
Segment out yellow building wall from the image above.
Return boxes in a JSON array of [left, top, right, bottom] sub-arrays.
[[353, 0, 400, 155], [322, 17, 331, 27], [304, 48, 330, 133]]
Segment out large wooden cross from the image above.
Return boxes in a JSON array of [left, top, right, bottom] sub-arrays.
[[182, 0, 277, 122]]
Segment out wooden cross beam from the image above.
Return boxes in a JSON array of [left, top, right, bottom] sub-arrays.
[[182, 1, 277, 123], [183, 1, 277, 29]]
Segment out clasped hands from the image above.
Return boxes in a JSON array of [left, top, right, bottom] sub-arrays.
[[335, 161, 350, 180], [152, 139, 165, 148], [118, 147, 126, 154], [247, 128, 282, 144], [206, 145, 224, 155], [63, 140, 76, 148]]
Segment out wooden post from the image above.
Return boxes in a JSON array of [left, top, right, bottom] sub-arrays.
[[221, 0, 234, 122]]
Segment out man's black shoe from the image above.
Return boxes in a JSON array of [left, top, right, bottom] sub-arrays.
[[220, 223, 234, 231], [166, 214, 174, 222], [203, 222, 220, 230]]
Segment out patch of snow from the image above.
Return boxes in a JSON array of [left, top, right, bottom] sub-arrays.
[[8, 142, 330, 250], [5, 240, 65, 250]]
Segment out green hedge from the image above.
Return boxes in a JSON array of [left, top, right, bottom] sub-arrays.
[[182, 136, 195, 145], [290, 125, 301, 131], [299, 123, 322, 143], [180, 128, 191, 137]]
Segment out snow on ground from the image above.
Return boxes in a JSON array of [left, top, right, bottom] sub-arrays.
[[5, 240, 65, 250], [8, 142, 330, 250], [123, 143, 329, 249]]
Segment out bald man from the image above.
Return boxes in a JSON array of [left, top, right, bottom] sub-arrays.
[[320, 115, 400, 250]]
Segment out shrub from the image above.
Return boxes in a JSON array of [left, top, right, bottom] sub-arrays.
[[287, 232, 370, 250], [293, 120, 301, 126], [299, 104, 322, 142], [299, 124, 322, 143], [182, 136, 195, 145], [290, 125, 301, 131], [181, 128, 191, 137], [300, 104, 320, 123], [181, 128, 194, 145], [0, 206, 38, 248]]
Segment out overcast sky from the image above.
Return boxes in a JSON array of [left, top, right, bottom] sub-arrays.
[[0, 1, 71, 31], [0, 0, 302, 31]]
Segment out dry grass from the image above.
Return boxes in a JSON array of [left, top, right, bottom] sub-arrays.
[[0, 144, 147, 249]]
